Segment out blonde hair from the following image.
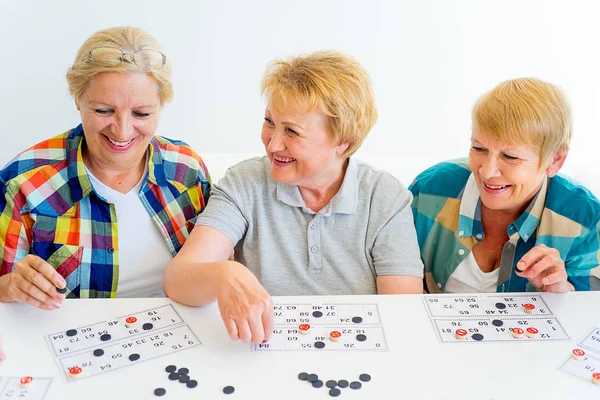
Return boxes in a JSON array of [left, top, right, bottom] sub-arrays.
[[472, 77, 572, 164], [66, 26, 173, 106], [261, 50, 378, 157]]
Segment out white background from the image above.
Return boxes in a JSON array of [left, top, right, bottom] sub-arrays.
[[0, 0, 599, 183]]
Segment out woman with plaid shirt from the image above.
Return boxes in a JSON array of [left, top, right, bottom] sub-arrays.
[[0, 27, 210, 313]]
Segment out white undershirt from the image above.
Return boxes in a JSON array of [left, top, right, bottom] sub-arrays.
[[86, 166, 172, 298], [445, 252, 500, 293]]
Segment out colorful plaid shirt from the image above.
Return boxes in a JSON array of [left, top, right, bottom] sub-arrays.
[[0, 124, 211, 298], [409, 158, 600, 293]]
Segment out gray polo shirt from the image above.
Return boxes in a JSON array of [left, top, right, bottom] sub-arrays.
[[196, 156, 423, 296]]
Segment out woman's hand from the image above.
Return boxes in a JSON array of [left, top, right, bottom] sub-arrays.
[[516, 244, 574, 292], [216, 262, 274, 344], [0, 254, 66, 309]]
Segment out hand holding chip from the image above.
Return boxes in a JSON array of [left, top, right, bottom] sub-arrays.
[[216, 261, 274, 344], [0, 254, 66, 309], [516, 244, 574, 292]]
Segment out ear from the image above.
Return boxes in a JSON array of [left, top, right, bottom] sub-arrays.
[[546, 147, 568, 178], [336, 142, 350, 156]]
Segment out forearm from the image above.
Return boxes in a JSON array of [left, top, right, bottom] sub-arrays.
[[163, 259, 232, 307]]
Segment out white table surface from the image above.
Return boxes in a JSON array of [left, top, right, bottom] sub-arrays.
[[1, 292, 599, 399]]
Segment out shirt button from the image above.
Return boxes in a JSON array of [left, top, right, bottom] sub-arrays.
[[523, 234, 529, 239], [310, 223, 317, 229], [310, 246, 318, 253], [458, 230, 464, 236], [107, 247, 114, 254], [458, 249, 465, 256], [476, 234, 483, 239], [437, 282, 442, 288]]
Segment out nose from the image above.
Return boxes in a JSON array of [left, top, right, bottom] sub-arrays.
[[266, 129, 285, 153], [479, 155, 502, 180], [111, 114, 134, 140]]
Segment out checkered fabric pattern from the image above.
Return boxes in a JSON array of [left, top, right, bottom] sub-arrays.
[[0, 124, 211, 298], [409, 158, 600, 293]]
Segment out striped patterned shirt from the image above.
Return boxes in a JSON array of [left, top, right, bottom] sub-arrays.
[[409, 158, 600, 293], [0, 125, 211, 298]]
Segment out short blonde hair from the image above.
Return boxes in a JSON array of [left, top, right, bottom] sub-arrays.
[[66, 26, 173, 106], [472, 77, 572, 164], [261, 50, 377, 157]]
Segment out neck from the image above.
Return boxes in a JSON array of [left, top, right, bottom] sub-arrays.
[[83, 149, 146, 194], [299, 158, 348, 212]]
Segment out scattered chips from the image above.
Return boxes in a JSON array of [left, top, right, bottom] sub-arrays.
[[93, 349, 104, 357], [125, 316, 138, 328], [523, 303, 536, 314], [153, 388, 166, 397], [471, 333, 484, 341], [69, 366, 82, 379], [455, 329, 468, 340], [299, 324, 311, 335], [19, 376, 33, 388], [337, 379, 349, 388], [223, 385, 235, 394], [100, 333, 112, 342], [329, 331, 342, 342], [350, 381, 362, 389], [165, 365, 177, 373], [187, 380, 198, 389], [572, 348, 586, 361], [526, 327, 539, 338], [511, 327, 525, 339]]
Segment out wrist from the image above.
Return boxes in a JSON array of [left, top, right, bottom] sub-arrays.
[[0, 274, 15, 303]]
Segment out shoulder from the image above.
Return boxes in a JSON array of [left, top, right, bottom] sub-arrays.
[[546, 174, 600, 229], [152, 135, 210, 184], [220, 156, 271, 186], [409, 158, 471, 199], [354, 158, 411, 199], [0, 128, 77, 188]]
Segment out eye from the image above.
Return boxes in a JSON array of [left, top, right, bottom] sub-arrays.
[[264, 117, 274, 125], [471, 146, 486, 152], [285, 127, 298, 136], [133, 111, 150, 118], [95, 109, 113, 115], [503, 154, 519, 161]]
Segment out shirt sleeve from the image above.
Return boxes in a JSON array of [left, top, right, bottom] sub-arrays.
[[565, 219, 600, 291], [0, 182, 32, 276], [369, 175, 424, 278], [194, 167, 248, 246]]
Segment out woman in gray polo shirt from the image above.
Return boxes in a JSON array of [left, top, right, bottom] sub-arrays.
[[164, 50, 424, 344]]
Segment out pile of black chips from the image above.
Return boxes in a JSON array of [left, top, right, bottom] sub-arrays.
[[298, 372, 371, 397], [154, 366, 235, 396]]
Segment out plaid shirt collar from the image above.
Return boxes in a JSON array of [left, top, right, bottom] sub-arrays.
[[457, 173, 548, 243], [65, 124, 183, 205]]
